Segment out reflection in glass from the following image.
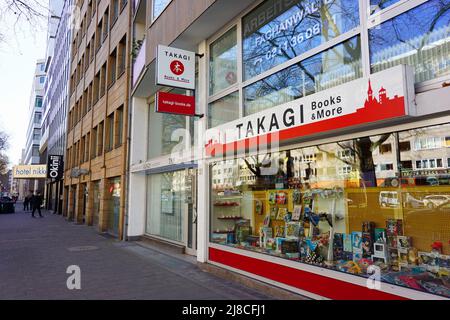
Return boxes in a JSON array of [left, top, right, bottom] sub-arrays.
[[244, 37, 362, 115], [210, 123, 450, 298], [369, 0, 402, 14], [242, 0, 359, 80], [152, 0, 171, 20], [369, 0, 450, 83], [210, 26, 237, 95], [208, 91, 239, 128]]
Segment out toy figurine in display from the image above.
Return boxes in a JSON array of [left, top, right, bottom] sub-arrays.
[[293, 189, 302, 205], [292, 205, 302, 221], [374, 228, 387, 242], [407, 247, 419, 266], [270, 207, 278, 219], [337, 260, 362, 275], [333, 233, 344, 261], [275, 225, 285, 238], [431, 241, 443, 254], [397, 236, 412, 251], [352, 232, 363, 262], [357, 258, 374, 274], [343, 233, 352, 253], [386, 219, 403, 237], [276, 191, 287, 205], [255, 200, 263, 215], [285, 222, 301, 239], [268, 192, 276, 205], [263, 214, 270, 227]]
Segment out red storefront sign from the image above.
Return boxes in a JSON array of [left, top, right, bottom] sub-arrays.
[[155, 91, 195, 116]]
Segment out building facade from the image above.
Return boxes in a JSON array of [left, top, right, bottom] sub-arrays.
[[63, 0, 131, 238], [128, 0, 450, 300], [23, 60, 46, 194], [41, 0, 73, 214]]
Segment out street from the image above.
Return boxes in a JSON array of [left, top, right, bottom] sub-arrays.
[[0, 204, 274, 300]]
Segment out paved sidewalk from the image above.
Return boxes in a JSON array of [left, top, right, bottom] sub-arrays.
[[0, 205, 274, 300]]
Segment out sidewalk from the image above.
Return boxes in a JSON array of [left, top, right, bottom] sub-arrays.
[[0, 205, 278, 300]]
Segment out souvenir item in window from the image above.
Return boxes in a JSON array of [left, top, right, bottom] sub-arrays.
[[226, 232, 235, 244], [357, 258, 374, 274], [343, 233, 352, 253], [276, 207, 288, 221], [303, 206, 311, 222], [399, 251, 409, 268], [255, 199, 263, 215], [362, 232, 374, 258], [387, 236, 397, 248], [281, 239, 299, 254], [260, 227, 273, 248], [270, 207, 278, 219], [397, 236, 411, 252], [285, 222, 301, 239], [291, 205, 302, 221], [386, 219, 403, 237], [407, 247, 419, 265], [263, 214, 270, 227], [388, 248, 400, 271], [276, 191, 287, 205], [418, 251, 440, 273], [275, 225, 285, 238], [246, 235, 259, 247], [372, 241, 389, 264], [266, 237, 276, 250], [303, 196, 313, 211], [283, 212, 292, 223], [431, 241, 443, 254], [333, 233, 344, 261], [374, 228, 387, 242], [337, 260, 362, 275], [312, 226, 320, 237], [235, 219, 251, 244], [293, 189, 301, 205], [352, 232, 363, 262], [299, 238, 309, 258], [275, 237, 286, 252], [268, 192, 276, 205]]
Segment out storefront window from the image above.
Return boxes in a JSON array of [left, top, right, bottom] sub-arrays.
[[244, 36, 362, 115], [107, 177, 121, 236], [210, 123, 450, 298], [208, 91, 239, 128], [242, 0, 360, 80], [148, 90, 193, 159], [146, 171, 186, 242], [369, 0, 450, 83], [209, 26, 237, 95], [369, 0, 402, 14]]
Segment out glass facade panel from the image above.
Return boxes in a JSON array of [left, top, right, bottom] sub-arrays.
[[148, 92, 192, 159], [146, 171, 186, 242], [107, 177, 121, 236], [369, 0, 402, 14], [244, 36, 362, 115], [242, 0, 360, 80], [369, 0, 450, 83], [209, 26, 237, 95], [210, 123, 450, 298], [208, 91, 239, 128]]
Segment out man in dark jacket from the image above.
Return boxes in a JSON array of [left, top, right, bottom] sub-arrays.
[[31, 192, 43, 218]]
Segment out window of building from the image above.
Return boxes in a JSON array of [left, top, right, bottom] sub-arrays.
[[108, 49, 117, 87], [242, 0, 360, 80], [209, 26, 237, 95], [106, 113, 114, 152], [32, 145, 39, 157], [243, 37, 362, 116], [93, 72, 100, 104], [414, 137, 442, 150], [118, 36, 126, 76], [34, 112, 42, 124], [91, 127, 97, 159], [399, 141, 411, 152], [152, 0, 171, 21], [33, 128, 40, 140], [96, 20, 102, 51], [39, 76, 45, 84], [80, 136, 86, 163], [103, 8, 109, 42], [100, 63, 107, 97], [85, 132, 90, 162], [115, 106, 123, 147], [208, 91, 239, 128], [380, 143, 392, 154], [209, 122, 450, 299], [369, 0, 450, 84], [111, 0, 119, 27], [97, 121, 104, 156], [35, 96, 43, 108]]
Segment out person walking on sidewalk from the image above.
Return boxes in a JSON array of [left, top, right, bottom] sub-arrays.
[[31, 192, 43, 218], [23, 193, 30, 211]]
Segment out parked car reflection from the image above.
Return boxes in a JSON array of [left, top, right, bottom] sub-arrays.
[[0, 196, 15, 214]]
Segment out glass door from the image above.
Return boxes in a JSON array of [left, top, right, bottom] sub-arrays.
[[184, 168, 197, 256]]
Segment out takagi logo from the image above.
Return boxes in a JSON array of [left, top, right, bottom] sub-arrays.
[[170, 60, 184, 75]]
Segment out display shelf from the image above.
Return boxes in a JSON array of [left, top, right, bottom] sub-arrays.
[[213, 202, 240, 207], [217, 216, 243, 220], [213, 230, 235, 233]]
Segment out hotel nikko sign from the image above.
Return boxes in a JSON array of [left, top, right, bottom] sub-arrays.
[[13, 165, 47, 179], [205, 65, 416, 157], [156, 45, 195, 90]]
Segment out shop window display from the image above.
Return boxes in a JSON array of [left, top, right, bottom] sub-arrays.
[[210, 123, 450, 298]]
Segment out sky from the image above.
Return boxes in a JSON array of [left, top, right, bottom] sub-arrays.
[[0, 5, 47, 168]]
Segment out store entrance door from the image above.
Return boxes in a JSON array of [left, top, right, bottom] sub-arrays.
[[184, 168, 197, 256]]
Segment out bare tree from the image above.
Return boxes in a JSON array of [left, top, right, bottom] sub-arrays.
[[0, 131, 9, 174], [0, 0, 48, 43]]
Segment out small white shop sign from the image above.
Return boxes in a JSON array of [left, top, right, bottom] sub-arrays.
[[156, 45, 196, 90], [205, 65, 415, 157]]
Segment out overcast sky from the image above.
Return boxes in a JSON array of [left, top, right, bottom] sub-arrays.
[[0, 9, 47, 168]]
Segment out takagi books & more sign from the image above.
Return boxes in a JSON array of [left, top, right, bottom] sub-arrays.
[[205, 65, 416, 157]]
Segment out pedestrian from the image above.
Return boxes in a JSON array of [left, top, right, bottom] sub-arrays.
[[23, 194, 30, 211], [31, 192, 43, 218]]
